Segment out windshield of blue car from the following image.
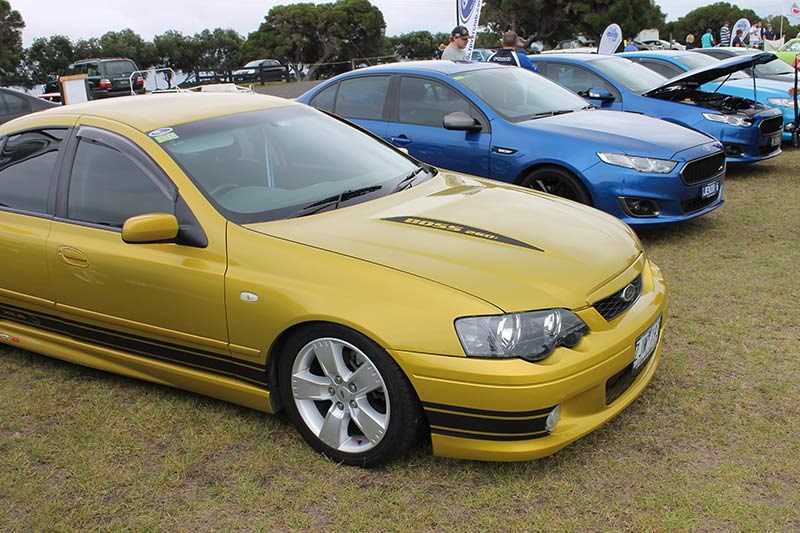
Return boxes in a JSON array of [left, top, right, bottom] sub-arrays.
[[158, 105, 430, 224], [755, 57, 794, 76], [674, 53, 748, 81], [588, 58, 667, 93], [452, 67, 589, 122]]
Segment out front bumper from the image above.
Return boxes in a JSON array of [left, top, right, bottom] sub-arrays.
[[392, 257, 667, 461], [583, 159, 724, 227]]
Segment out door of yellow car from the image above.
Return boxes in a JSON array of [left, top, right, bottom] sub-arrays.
[[44, 124, 244, 380], [0, 129, 67, 311]]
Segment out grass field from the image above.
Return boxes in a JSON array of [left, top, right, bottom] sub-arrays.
[[1, 150, 799, 531]]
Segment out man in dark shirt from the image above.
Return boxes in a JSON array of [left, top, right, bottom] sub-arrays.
[[488, 31, 539, 73]]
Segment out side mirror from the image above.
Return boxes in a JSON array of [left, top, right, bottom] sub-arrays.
[[443, 111, 482, 132], [587, 87, 615, 101], [122, 213, 179, 244]]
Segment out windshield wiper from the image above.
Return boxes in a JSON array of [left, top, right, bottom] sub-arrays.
[[392, 165, 428, 192], [292, 185, 383, 218], [528, 109, 577, 119]]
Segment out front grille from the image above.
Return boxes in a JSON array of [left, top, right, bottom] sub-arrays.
[[759, 116, 783, 134], [593, 275, 642, 322], [681, 152, 725, 185], [681, 191, 720, 213]]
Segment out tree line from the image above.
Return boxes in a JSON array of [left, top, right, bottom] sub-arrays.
[[1, 0, 797, 88]]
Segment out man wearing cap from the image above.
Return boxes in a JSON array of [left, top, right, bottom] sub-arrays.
[[442, 26, 472, 61], [487, 31, 539, 72]]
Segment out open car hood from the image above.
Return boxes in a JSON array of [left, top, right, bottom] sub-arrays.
[[643, 52, 779, 97]]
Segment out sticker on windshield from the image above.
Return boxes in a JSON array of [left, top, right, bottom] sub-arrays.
[[153, 132, 178, 143], [148, 127, 173, 137]]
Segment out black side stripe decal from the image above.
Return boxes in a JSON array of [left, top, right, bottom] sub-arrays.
[[382, 217, 544, 252], [0, 303, 268, 386], [425, 409, 549, 436], [422, 401, 555, 419], [430, 427, 548, 442]]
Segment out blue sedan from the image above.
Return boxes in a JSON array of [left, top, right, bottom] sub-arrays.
[[619, 50, 797, 141], [530, 53, 783, 163], [297, 61, 726, 226]]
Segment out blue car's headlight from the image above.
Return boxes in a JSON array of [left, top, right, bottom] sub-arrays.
[[597, 152, 677, 173], [455, 309, 589, 362], [767, 97, 795, 108], [702, 112, 752, 127]]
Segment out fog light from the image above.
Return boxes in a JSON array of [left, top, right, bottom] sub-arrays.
[[545, 405, 561, 433], [723, 143, 743, 157], [619, 197, 661, 217]]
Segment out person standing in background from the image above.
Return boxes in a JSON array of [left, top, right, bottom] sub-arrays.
[[764, 23, 776, 42], [441, 26, 472, 61], [701, 28, 715, 48], [749, 22, 763, 49], [731, 29, 745, 48], [719, 21, 731, 47], [685, 33, 696, 49], [488, 31, 539, 72]]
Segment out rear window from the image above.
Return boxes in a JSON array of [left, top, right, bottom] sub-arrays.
[[102, 60, 138, 76]]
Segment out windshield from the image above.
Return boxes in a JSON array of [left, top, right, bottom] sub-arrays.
[[755, 57, 793, 76], [158, 105, 427, 223], [674, 53, 748, 80], [451, 67, 589, 122], [589, 58, 667, 93]]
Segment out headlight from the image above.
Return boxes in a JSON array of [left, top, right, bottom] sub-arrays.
[[767, 97, 795, 108], [597, 152, 677, 173], [455, 309, 589, 361], [702, 112, 752, 127]]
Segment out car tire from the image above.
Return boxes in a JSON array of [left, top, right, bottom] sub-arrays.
[[520, 166, 593, 205], [278, 324, 425, 467]]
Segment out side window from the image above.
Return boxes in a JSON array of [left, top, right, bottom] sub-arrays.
[[334, 76, 390, 120], [541, 63, 616, 98], [1, 92, 31, 114], [639, 59, 682, 79], [398, 77, 474, 128], [68, 140, 174, 227], [85, 63, 100, 77], [0, 129, 64, 214], [309, 83, 338, 113]]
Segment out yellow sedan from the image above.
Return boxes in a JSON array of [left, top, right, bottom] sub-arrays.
[[0, 94, 666, 466]]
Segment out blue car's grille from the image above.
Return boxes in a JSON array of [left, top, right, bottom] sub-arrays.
[[759, 116, 783, 135], [593, 275, 642, 321], [681, 153, 725, 185]]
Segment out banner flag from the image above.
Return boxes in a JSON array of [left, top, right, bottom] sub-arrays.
[[598, 24, 623, 55], [733, 18, 751, 43], [785, 0, 800, 21], [457, 0, 483, 58]]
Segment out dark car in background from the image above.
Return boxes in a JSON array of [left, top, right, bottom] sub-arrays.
[[45, 58, 144, 99], [0, 88, 58, 125], [232, 59, 291, 83]]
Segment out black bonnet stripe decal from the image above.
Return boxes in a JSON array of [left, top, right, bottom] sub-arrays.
[[382, 217, 543, 252]]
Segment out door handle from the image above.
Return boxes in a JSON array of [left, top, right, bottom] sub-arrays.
[[57, 246, 89, 268], [390, 135, 412, 147]]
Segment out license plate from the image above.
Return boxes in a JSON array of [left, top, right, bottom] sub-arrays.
[[770, 135, 781, 147], [700, 180, 719, 199], [633, 316, 661, 371]]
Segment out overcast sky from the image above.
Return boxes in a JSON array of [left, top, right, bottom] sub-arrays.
[[10, 0, 784, 46]]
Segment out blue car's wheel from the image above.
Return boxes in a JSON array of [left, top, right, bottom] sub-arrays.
[[520, 167, 592, 205]]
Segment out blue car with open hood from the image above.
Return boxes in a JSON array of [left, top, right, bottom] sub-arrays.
[[619, 49, 797, 141], [296, 61, 724, 226], [530, 53, 783, 163]]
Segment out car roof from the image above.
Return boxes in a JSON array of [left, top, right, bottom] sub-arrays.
[[6, 93, 295, 133], [335, 60, 505, 76], [73, 57, 135, 64], [532, 53, 614, 62], [618, 50, 693, 60]]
